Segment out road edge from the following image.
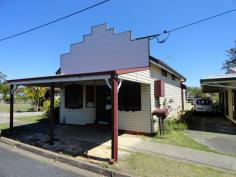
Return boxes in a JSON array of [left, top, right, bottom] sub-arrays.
[[0, 136, 130, 177]]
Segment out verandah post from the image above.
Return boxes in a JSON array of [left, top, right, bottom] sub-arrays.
[[111, 74, 118, 162], [10, 85, 14, 132], [49, 83, 55, 145]]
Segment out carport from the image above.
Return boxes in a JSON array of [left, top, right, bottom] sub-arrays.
[[200, 73, 236, 124]]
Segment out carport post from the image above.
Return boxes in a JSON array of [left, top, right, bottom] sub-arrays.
[[111, 74, 118, 162], [10, 85, 14, 132], [49, 83, 55, 145]]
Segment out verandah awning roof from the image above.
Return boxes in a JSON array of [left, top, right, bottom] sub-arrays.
[[200, 73, 236, 93], [7, 67, 149, 87]]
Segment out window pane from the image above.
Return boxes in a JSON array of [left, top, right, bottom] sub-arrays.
[[161, 69, 167, 77], [171, 74, 175, 81], [65, 84, 83, 109], [118, 81, 141, 111]]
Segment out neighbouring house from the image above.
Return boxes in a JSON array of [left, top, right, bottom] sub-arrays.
[[201, 73, 236, 124], [7, 24, 186, 162]]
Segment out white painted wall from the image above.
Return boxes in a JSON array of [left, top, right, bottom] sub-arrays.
[[59, 79, 152, 133], [60, 24, 149, 75], [150, 63, 182, 117], [118, 83, 152, 133], [59, 80, 103, 125], [59, 64, 184, 134], [118, 64, 183, 133]]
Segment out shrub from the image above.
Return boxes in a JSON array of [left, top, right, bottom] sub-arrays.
[[3, 95, 10, 103], [42, 98, 60, 123], [165, 119, 187, 134], [164, 112, 190, 134]]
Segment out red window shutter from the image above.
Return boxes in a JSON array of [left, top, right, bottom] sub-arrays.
[[154, 80, 165, 97]]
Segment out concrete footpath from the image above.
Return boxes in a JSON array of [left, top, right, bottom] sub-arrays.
[[109, 134, 236, 171]]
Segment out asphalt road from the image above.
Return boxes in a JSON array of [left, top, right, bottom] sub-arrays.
[[0, 143, 99, 177]]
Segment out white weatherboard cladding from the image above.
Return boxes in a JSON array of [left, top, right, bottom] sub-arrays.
[[59, 64, 184, 133], [59, 80, 106, 125], [118, 83, 152, 133], [150, 64, 182, 118], [59, 80, 152, 133], [60, 24, 149, 75], [118, 64, 183, 133]]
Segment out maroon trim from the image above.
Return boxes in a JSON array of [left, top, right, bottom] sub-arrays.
[[111, 75, 118, 162], [115, 67, 149, 75], [154, 80, 165, 97], [7, 70, 116, 84], [10, 85, 14, 132], [7, 67, 149, 84]]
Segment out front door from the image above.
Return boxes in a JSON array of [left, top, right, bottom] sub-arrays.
[[96, 86, 111, 124]]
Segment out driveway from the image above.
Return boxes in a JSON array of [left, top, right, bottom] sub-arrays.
[[188, 113, 236, 135], [0, 142, 99, 177], [186, 113, 236, 155]]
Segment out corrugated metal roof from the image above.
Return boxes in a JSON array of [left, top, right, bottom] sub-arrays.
[[204, 73, 236, 80], [200, 73, 236, 84]]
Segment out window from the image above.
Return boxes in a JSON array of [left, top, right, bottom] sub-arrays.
[[86, 85, 94, 108], [65, 84, 83, 109], [118, 81, 141, 111], [171, 74, 176, 81], [196, 99, 211, 105], [161, 69, 167, 77]]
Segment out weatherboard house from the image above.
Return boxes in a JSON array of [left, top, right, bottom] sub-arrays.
[[7, 24, 186, 162]]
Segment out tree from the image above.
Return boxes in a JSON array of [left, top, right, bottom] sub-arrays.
[[187, 87, 204, 97], [23, 87, 47, 111], [0, 72, 9, 102], [0, 71, 6, 83], [0, 83, 10, 101], [222, 41, 236, 73]]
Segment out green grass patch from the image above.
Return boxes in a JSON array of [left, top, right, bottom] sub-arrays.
[[15, 115, 45, 123], [0, 123, 9, 130], [115, 152, 236, 177], [0, 103, 33, 113], [153, 117, 217, 153], [154, 131, 217, 153]]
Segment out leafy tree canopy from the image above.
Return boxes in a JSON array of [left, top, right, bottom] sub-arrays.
[[222, 41, 236, 73], [22, 87, 47, 111]]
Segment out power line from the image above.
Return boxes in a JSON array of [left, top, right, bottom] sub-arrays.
[[0, 0, 110, 42], [167, 8, 236, 33], [137, 8, 236, 42]]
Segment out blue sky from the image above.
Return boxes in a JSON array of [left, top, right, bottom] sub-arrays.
[[0, 0, 236, 86]]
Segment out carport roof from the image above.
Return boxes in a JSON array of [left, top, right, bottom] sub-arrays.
[[200, 73, 236, 93]]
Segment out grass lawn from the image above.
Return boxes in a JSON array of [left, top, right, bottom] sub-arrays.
[[0, 103, 33, 113], [0, 123, 9, 131], [114, 152, 236, 177], [153, 130, 217, 153], [15, 115, 45, 123]]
